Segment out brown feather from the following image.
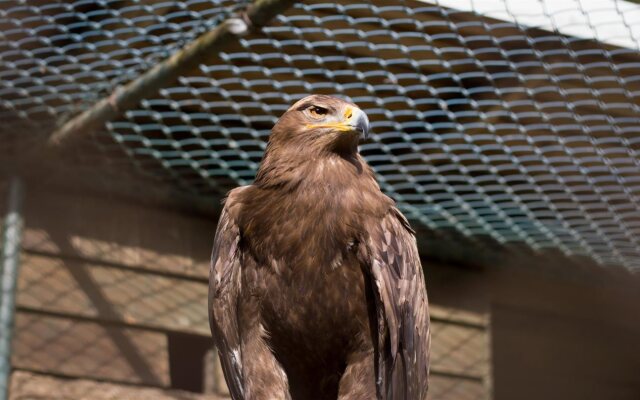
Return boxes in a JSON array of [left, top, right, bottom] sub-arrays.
[[209, 95, 430, 400]]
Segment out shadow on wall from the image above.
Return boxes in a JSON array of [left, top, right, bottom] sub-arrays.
[[7, 185, 495, 399]]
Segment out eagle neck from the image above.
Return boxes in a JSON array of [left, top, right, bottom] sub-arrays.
[[240, 149, 391, 271], [255, 145, 365, 192]]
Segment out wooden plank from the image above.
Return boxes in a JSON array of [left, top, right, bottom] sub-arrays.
[[9, 370, 227, 400], [491, 269, 640, 400], [491, 268, 640, 337], [430, 305, 487, 328], [204, 348, 230, 396], [17, 254, 210, 335], [11, 312, 170, 387], [428, 375, 486, 400], [17, 255, 488, 377], [9, 370, 486, 400], [430, 321, 488, 378], [22, 190, 214, 279], [425, 264, 490, 326], [492, 303, 640, 400]]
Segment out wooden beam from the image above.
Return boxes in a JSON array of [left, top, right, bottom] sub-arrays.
[[16, 254, 210, 336], [21, 190, 213, 280], [11, 312, 170, 387], [47, 0, 297, 147]]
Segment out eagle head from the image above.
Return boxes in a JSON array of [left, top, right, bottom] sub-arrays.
[[270, 95, 370, 154]]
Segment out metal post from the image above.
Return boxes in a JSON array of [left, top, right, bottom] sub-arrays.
[[0, 178, 25, 400]]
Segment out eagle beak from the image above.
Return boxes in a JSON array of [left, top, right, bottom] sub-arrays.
[[306, 105, 370, 140], [344, 106, 370, 140]]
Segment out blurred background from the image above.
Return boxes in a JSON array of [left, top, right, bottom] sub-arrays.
[[1, 0, 640, 399]]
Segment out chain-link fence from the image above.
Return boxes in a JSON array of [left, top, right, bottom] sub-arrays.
[[2, 0, 639, 269], [1, 0, 640, 399], [2, 185, 492, 399]]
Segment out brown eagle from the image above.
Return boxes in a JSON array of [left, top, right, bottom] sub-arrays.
[[209, 95, 430, 400]]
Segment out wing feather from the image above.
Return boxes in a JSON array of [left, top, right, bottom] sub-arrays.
[[209, 190, 246, 400], [362, 207, 430, 400]]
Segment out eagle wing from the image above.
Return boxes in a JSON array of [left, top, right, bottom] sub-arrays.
[[208, 190, 245, 399], [361, 207, 430, 400]]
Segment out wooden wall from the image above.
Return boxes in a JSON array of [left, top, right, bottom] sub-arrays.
[[3, 185, 492, 399], [490, 268, 640, 400], [423, 265, 491, 400]]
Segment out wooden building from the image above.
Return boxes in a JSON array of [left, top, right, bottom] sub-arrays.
[[1, 0, 640, 399], [2, 175, 493, 400], [0, 160, 637, 400]]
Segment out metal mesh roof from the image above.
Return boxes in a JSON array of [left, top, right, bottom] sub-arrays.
[[2, 0, 640, 269]]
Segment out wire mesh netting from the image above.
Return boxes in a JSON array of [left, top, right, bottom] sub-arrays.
[[1, 0, 639, 270], [2, 188, 491, 399]]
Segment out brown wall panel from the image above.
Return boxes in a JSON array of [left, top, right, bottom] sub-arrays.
[[491, 270, 640, 400], [430, 321, 488, 378], [17, 252, 488, 377], [12, 312, 170, 387], [11, 188, 493, 398], [22, 190, 214, 279], [428, 375, 486, 400], [17, 254, 210, 335], [493, 304, 640, 400], [9, 370, 227, 400]]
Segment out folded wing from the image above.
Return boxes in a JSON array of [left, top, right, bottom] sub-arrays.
[[208, 195, 245, 400], [361, 208, 431, 400]]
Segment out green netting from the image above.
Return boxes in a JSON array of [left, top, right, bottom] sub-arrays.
[[1, 0, 640, 269]]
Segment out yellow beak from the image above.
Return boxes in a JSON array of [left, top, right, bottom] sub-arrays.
[[307, 106, 370, 138]]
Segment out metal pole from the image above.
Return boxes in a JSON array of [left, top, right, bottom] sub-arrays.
[[0, 178, 25, 400], [47, 0, 296, 147]]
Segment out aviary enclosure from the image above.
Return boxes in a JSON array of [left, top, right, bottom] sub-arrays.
[[1, 0, 639, 399]]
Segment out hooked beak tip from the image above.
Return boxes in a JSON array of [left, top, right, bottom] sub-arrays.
[[351, 108, 370, 140]]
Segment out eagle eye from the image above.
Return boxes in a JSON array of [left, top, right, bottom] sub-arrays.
[[307, 105, 329, 118]]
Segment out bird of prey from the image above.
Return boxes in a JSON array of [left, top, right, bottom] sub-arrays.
[[209, 94, 430, 400]]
